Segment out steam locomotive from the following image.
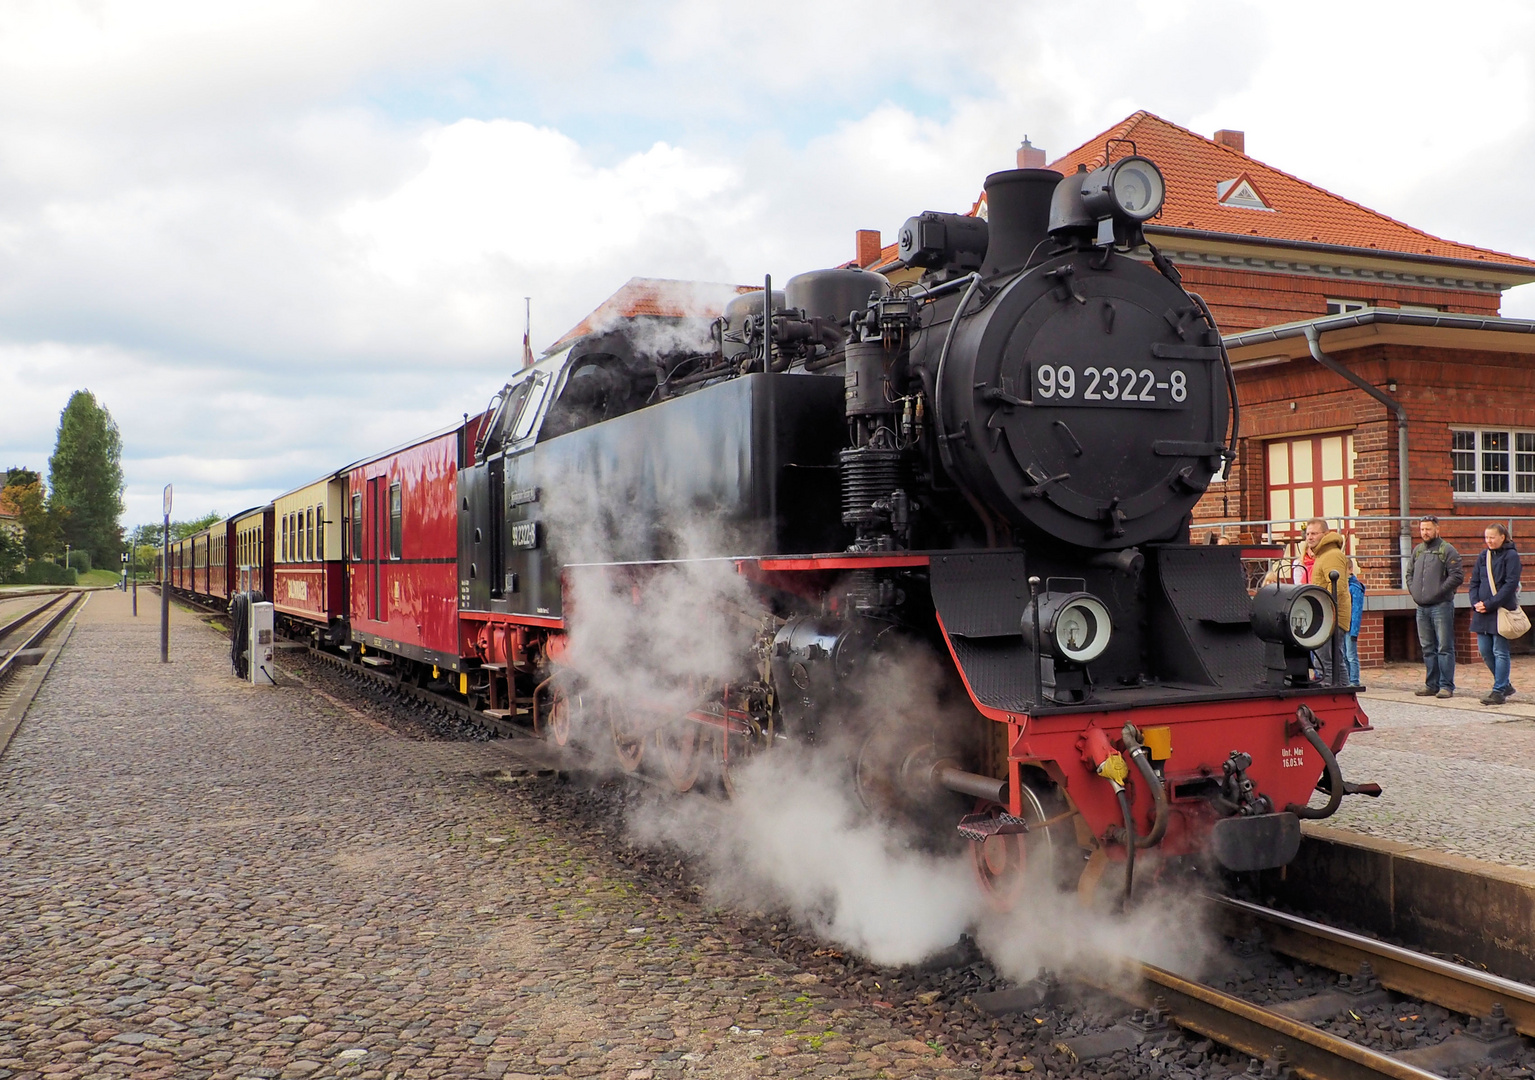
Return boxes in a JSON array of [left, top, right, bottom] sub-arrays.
[[174, 154, 1378, 905]]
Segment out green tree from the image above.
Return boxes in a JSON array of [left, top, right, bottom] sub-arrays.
[[0, 525, 23, 583], [0, 477, 58, 561], [173, 512, 223, 540], [47, 391, 125, 567]]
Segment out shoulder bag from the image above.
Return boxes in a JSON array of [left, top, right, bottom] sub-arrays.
[[1487, 549, 1531, 639]]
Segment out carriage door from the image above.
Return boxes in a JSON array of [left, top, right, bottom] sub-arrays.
[[367, 476, 382, 621]]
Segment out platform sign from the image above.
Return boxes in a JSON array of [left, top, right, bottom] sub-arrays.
[[163, 484, 172, 517]]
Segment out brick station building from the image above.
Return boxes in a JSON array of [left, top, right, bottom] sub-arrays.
[[852, 112, 1535, 668]]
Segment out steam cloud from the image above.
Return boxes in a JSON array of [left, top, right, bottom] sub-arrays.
[[538, 416, 1214, 984]]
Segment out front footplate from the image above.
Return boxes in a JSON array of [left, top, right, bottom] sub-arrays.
[[1210, 811, 1301, 872]]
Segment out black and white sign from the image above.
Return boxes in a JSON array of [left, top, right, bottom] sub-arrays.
[[1033, 362, 1189, 409]]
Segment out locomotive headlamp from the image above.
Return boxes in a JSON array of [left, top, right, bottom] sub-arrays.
[[1252, 584, 1337, 686], [1251, 584, 1336, 650], [1080, 156, 1166, 223], [1024, 591, 1113, 663]]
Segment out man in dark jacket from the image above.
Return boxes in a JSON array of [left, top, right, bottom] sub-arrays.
[[1467, 523, 1521, 705], [1408, 515, 1463, 698]]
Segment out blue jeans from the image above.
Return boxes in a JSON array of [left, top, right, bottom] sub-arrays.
[[1416, 601, 1456, 691], [1477, 632, 1514, 695], [1343, 635, 1361, 685]]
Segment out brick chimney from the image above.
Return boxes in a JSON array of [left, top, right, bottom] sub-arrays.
[[1214, 129, 1245, 154], [1016, 136, 1046, 169], [855, 229, 882, 268]]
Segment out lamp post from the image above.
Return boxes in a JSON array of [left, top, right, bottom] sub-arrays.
[[161, 485, 171, 663]]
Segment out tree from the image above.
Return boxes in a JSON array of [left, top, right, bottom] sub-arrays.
[[173, 511, 223, 540], [0, 525, 23, 583], [5, 467, 40, 488], [0, 477, 57, 561], [48, 391, 125, 567]]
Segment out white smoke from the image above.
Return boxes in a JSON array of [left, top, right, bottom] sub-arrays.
[[629, 746, 987, 967], [538, 408, 1217, 980]]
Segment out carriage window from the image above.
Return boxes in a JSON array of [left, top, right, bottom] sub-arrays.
[[389, 482, 402, 560], [307, 507, 315, 561], [317, 504, 325, 560], [281, 515, 288, 562], [350, 492, 363, 560]]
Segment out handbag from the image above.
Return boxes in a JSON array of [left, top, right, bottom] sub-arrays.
[[1486, 549, 1532, 639]]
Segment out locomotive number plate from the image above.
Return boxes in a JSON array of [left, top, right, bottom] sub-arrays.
[[1032, 362, 1189, 408], [510, 521, 540, 549]]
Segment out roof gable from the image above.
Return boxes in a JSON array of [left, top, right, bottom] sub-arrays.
[[1048, 111, 1535, 269]]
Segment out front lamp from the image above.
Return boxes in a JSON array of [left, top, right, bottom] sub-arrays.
[[1252, 584, 1337, 685], [1023, 589, 1113, 704], [1081, 156, 1166, 223], [1035, 591, 1113, 663]]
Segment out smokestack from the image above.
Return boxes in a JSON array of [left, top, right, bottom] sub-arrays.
[[980, 168, 1062, 277], [1214, 129, 1245, 154], [1016, 136, 1046, 169], [855, 229, 883, 269]]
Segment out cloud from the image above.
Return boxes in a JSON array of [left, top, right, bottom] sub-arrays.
[[1, 0, 1532, 526]]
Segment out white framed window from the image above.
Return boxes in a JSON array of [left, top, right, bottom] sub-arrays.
[[1325, 299, 1368, 315], [1452, 428, 1535, 499]]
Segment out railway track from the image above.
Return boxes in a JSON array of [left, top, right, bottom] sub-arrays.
[[0, 589, 85, 757], [282, 629, 1535, 1079], [0, 591, 80, 683], [1033, 895, 1535, 1080]]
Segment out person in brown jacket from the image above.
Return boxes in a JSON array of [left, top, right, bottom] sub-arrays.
[[1304, 518, 1352, 684]]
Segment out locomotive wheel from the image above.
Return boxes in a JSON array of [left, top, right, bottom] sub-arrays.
[[656, 721, 701, 793], [546, 685, 575, 747], [609, 702, 646, 773], [970, 776, 1069, 912], [712, 714, 769, 799]]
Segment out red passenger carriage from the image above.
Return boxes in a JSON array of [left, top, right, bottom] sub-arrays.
[[343, 428, 463, 675]]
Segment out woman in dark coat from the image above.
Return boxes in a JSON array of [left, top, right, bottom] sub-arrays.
[[1468, 523, 1521, 704]]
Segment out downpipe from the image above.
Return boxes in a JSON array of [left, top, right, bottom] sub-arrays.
[[1303, 326, 1411, 583]]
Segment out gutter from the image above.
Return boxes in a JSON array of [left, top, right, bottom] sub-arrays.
[[1148, 225, 1535, 284], [1223, 307, 1535, 343]]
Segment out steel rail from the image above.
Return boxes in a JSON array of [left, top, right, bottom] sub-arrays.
[[0, 593, 66, 648], [0, 592, 82, 685], [1080, 963, 1444, 1080], [1213, 894, 1535, 1038]]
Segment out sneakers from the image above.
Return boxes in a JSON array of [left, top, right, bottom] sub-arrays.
[[1481, 690, 1506, 706], [1413, 686, 1437, 697], [1437, 688, 1454, 699]]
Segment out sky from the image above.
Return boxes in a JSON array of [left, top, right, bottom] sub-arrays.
[[2, 0, 1533, 532]]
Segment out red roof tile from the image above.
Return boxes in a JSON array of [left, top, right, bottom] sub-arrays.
[[549, 277, 758, 352], [1046, 112, 1535, 269]]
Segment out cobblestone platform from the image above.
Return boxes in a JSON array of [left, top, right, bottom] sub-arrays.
[[1328, 690, 1535, 871], [0, 590, 976, 1079]]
